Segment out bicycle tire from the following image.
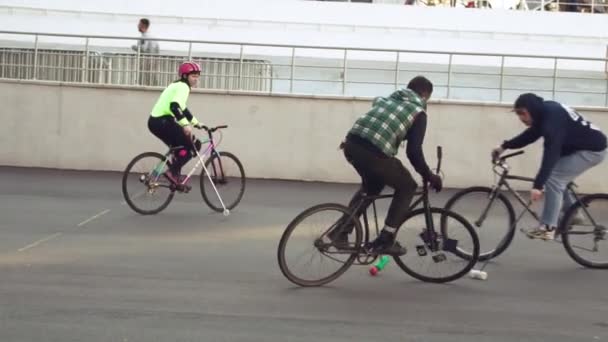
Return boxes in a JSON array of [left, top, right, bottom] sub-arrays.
[[122, 152, 175, 215], [277, 203, 363, 287], [443, 186, 516, 261], [200, 151, 246, 212], [393, 207, 480, 283], [561, 193, 608, 269]]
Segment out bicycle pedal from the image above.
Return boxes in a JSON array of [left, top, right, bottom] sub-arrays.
[[416, 245, 428, 256], [432, 253, 447, 263]]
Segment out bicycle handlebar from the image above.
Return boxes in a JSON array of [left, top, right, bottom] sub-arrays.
[[198, 125, 228, 133], [494, 150, 524, 164], [436, 146, 443, 174]]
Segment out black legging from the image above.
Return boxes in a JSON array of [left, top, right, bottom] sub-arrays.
[[148, 116, 202, 174], [342, 134, 418, 229]]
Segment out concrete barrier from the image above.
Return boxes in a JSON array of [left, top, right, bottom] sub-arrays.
[[2, 79, 607, 192]]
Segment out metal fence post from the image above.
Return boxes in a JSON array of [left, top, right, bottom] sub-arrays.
[[604, 54, 608, 106], [290, 47, 295, 93], [499, 55, 505, 103], [135, 43, 141, 85], [394, 51, 400, 90], [552, 57, 558, 100], [342, 49, 348, 95], [605, 76, 608, 107], [238, 45, 244, 90], [81, 37, 89, 83], [605, 45, 608, 75], [446, 54, 453, 99], [32, 34, 39, 80]]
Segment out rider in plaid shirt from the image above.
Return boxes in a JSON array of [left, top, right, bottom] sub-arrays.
[[331, 76, 443, 256], [349, 87, 426, 157]]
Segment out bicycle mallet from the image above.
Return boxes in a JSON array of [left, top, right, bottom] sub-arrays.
[[469, 199, 532, 281]]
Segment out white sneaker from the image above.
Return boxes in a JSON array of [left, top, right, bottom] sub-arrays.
[[521, 225, 555, 240]]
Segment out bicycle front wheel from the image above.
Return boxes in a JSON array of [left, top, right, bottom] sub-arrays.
[[393, 207, 480, 283], [443, 186, 515, 261], [561, 194, 608, 269], [121, 152, 175, 215], [200, 151, 246, 212], [277, 203, 362, 287]]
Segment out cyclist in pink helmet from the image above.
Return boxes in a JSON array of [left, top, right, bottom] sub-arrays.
[[148, 61, 204, 185]]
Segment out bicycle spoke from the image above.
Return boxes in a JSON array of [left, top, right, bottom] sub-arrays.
[[122, 153, 174, 215], [200, 152, 245, 212], [443, 187, 514, 261], [562, 195, 608, 268], [277, 204, 361, 286], [394, 208, 479, 283]]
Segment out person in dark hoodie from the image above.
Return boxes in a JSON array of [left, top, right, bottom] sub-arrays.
[[493, 93, 607, 240], [327, 76, 443, 256]]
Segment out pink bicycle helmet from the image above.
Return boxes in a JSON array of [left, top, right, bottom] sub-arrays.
[[178, 61, 201, 78]]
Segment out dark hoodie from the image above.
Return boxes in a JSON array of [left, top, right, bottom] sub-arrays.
[[501, 94, 607, 190]]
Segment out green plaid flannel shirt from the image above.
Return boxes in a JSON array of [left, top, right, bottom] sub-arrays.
[[348, 88, 426, 156]]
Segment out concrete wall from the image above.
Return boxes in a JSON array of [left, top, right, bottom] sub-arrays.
[[2, 79, 608, 192]]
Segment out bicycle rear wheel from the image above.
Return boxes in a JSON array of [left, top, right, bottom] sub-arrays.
[[277, 203, 362, 287], [200, 151, 245, 212], [443, 186, 515, 261], [561, 194, 608, 269], [393, 207, 480, 283], [122, 152, 175, 215]]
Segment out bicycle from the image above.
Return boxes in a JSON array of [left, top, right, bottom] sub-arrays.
[[121, 125, 246, 215], [277, 146, 480, 286], [443, 150, 608, 269]]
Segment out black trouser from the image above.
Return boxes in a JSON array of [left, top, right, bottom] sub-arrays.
[[342, 134, 418, 229], [148, 116, 202, 174]]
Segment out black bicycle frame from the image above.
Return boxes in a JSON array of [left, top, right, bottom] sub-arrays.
[[334, 146, 442, 249], [350, 188, 429, 245]]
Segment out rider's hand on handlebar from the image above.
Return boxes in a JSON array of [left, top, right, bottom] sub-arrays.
[[491, 146, 505, 162], [427, 173, 443, 192]]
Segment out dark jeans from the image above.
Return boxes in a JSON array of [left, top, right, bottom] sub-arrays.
[[342, 134, 418, 229], [147, 116, 202, 174]]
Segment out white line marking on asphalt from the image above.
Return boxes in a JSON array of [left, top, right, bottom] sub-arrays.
[[18, 232, 63, 252], [77, 209, 111, 227]]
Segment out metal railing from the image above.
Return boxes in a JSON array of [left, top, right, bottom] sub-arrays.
[[0, 32, 272, 91], [1, 30, 608, 107], [0, 46, 272, 91]]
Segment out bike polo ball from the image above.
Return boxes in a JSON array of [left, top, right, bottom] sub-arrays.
[[469, 270, 488, 280], [369, 266, 379, 276]]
